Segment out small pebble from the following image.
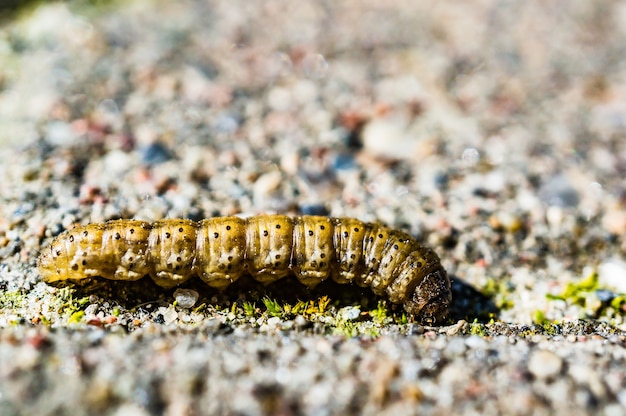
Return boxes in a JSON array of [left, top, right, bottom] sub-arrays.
[[267, 86, 292, 112], [213, 113, 240, 134], [174, 289, 199, 309], [299, 203, 329, 216], [569, 364, 607, 399], [465, 335, 488, 349], [294, 315, 310, 329], [140, 141, 172, 165], [598, 258, 626, 293], [267, 316, 281, 328], [538, 175, 579, 208], [444, 337, 467, 356], [408, 324, 424, 335], [46, 120, 78, 146], [338, 306, 361, 321], [158, 307, 178, 325], [602, 207, 626, 235], [595, 289, 616, 303], [331, 153, 357, 171], [528, 350, 562, 380], [361, 114, 419, 161], [445, 320, 467, 336]]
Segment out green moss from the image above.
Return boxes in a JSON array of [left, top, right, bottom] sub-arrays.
[[318, 296, 331, 314], [290, 300, 306, 315], [291, 297, 331, 317], [243, 301, 256, 317], [262, 297, 285, 318]]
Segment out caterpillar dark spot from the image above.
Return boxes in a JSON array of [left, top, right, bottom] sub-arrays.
[[38, 215, 451, 323]]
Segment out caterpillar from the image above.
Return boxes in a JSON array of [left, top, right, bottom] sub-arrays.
[[38, 215, 451, 323]]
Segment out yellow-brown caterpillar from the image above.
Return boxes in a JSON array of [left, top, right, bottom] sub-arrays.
[[38, 215, 451, 323]]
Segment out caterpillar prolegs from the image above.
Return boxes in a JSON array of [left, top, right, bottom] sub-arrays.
[[38, 215, 451, 323]]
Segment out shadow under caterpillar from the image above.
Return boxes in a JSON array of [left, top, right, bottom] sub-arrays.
[[38, 215, 451, 323]]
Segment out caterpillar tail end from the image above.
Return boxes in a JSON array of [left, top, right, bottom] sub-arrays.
[[403, 267, 451, 325], [37, 247, 60, 284]]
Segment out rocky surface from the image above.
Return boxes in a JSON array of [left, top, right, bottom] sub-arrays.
[[1, 1, 626, 415]]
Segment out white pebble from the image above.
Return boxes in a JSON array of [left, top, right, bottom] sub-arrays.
[[46, 121, 78, 146], [112, 405, 150, 416], [267, 317, 281, 328], [569, 364, 607, 399], [465, 335, 487, 349], [160, 306, 179, 325], [338, 306, 361, 321], [294, 315, 308, 328], [174, 288, 199, 309], [103, 150, 133, 176], [293, 80, 318, 105], [361, 115, 419, 160], [528, 350, 562, 380], [461, 147, 480, 167], [602, 207, 626, 235], [445, 337, 467, 355], [598, 258, 626, 293], [267, 86, 292, 112], [253, 171, 283, 207]]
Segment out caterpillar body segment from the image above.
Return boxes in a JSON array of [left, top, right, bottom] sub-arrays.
[[195, 217, 247, 289]]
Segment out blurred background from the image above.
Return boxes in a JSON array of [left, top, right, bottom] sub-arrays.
[[1, 1, 626, 414]]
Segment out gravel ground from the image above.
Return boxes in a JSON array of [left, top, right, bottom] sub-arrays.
[[1, 1, 626, 415]]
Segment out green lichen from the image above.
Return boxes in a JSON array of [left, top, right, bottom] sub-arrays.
[[333, 318, 360, 337], [610, 296, 626, 310], [332, 310, 382, 338], [468, 320, 486, 336], [542, 322, 560, 335], [193, 303, 207, 313], [0, 290, 24, 309], [53, 287, 90, 318], [482, 278, 515, 310], [560, 271, 600, 302], [546, 270, 626, 319], [533, 310, 547, 325], [69, 310, 85, 324], [370, 301, 390, 325]]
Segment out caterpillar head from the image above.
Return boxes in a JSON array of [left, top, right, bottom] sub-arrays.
[[403, 266, 451, 325]]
